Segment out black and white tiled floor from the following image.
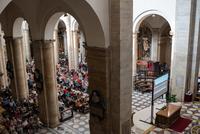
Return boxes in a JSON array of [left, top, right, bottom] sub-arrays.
[[132, 90, 200, 134], [132, 90, 166, 113], [38, 90, 200, 134], [36, 112, 90, 134]]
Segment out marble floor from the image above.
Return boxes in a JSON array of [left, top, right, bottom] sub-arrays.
[[38, 90, 200, 134], [36, 112, 90, 134], [131, 90, 200, 134]]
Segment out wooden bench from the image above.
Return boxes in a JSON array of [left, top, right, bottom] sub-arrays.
[[60, 107, 73, 122]]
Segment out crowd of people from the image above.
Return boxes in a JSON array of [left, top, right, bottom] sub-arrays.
[[0, 88, 41, 134], [56, 55, 89, 115], [0, 53, 89, 133]]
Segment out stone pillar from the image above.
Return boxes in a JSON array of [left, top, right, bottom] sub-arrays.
[[0, 34, 8, 88], [188, 0, 200, 97], [110, 0, 133, 133], [73, 31, 79, 70], [151, 28, 159, 61], [170, 0, 197, 101], [87, 46, 111, 134], [70, 30, 75, 69], [66, 16, 75, 70], [132, 32, 138, 76], [22, 27, 31, 62], [4, 36, 17, 97], [53, 29, 59, 64], [32, 40, 59, 128], [4, 36, 28, 99], [63, 31, 68, 56], [12, 37, 28, 99], [79, 31, 86, 63]]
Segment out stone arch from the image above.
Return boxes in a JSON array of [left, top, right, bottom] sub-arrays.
[[72, 19, 78, 31], [13, 17, 25, 38], [159, 22, 171, 36], [132, 10, 173, 76], [0, 0, 12, 14], [140, 21, 153, 33], [133, 10, 173, 33], [41, 0, 105, 48], [0, 1, 26, 37], [57, 19, 66, 31], [44, 12, 64, 40]]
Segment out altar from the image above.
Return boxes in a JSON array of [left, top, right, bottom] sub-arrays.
[[155, 104, 182, 128]]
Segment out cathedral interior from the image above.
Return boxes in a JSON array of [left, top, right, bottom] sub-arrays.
[[0, 0, 199, 134]]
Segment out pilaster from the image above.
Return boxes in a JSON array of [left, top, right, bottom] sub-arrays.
[[86, 46, 111, 134]]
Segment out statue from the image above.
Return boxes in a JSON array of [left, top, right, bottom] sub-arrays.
[[143, 37, 150, 51], [89, 90, 106, 120]]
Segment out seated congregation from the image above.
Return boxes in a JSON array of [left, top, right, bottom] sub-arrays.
[[0, 54, 90, 133]]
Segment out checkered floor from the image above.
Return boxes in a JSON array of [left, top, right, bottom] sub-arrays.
[[131, 90, 200, 134], [36, 112, 90, 134], [37, 90, 200, 134], [132, 90, 166, 113]]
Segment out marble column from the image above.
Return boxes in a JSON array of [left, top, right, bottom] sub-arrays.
[[132, 32, 138, 76], [4, 37, 17, 98], [70, 30, 75, 69], [188, 0, 200, 98], [73, 31, 79, 71], [22, 28, 31, 62], [151, 28, 159, 61], [66, 16, 74, 70], [110, 0, 133, 133], [170, 0, 197, 101], [63, 31, 68, 56], [79, 31, 86, 63], [32, 40, 59, 128], [0, 34, 8, 88], [65, 16, 78, 70], [53, 29, 59, 64], [12, 37, 28, 99]]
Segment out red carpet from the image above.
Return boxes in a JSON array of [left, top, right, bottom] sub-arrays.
[[169, 117, 192, 133]]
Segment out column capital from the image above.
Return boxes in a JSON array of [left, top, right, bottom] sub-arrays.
[[23, 29, 29, 32], [152, 28, 160, 33], [132, 32, 138, 38], [133, 31, 139, 34], [4, 36, 13, 46], [72, 30, 79, 33], [3, 36, 13, 41], [85, 45, 111, 55], [32, 40, 55, 48], [13, 36, 23, 40]]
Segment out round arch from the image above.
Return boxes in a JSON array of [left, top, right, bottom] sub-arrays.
[[40, 0, 105, 48], [132, 10, 173, 76], [0, 0, 12, 14], [57, 20, 66, 30], [71, 19, 78, 31], [133, 10, 173, 33], [44, 12, 64, 40], [13, 17, 25, 38]]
